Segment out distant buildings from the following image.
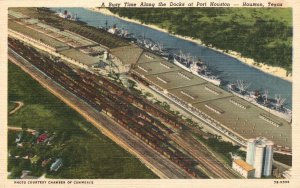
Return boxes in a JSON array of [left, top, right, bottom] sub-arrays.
[[273, 167, 281, 178], [37, 133, 48, 143], [282, 168, 292, 179], [50, 158, 63, 172], [15, 132, 23, 143], [10, 128, 63, 177], [246, 137, 274, 178], [21, 170, 37, 179]]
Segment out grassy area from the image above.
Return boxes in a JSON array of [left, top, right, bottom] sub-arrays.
[[8, 61, 158, 179], [110, 8, 292, 73], [195, 134, 246, 165], [8, 101, 17, 113]]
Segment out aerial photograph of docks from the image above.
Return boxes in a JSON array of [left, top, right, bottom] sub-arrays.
[[7, 7, 292, 179]]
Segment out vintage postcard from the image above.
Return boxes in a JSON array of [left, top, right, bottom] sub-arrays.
[[0, 0, 299, 187]]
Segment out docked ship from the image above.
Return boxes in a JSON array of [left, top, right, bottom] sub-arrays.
[[227, 80, 292, 123], [107, 24, 134, 39], [57, 10, 78, 21], [173, 51, 221, 86], [136, 37, 170, 59]]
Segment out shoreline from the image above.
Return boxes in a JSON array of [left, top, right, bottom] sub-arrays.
[[89, 8, 292, 83]]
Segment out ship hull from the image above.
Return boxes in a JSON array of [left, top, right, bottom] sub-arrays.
[[228, 88, 292, 123], [173, 58, 221, 86]]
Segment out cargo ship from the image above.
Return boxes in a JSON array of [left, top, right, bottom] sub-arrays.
[[57, 10, 78, 21], [173, 51, 221, 86], [227, 80, 292, 123], [136, 37, 170, 59]]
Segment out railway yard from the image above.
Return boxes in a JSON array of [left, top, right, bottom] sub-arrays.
[[7, 8, 292, 179]]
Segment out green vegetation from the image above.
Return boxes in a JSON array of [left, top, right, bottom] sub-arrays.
[[8, 61, 158, 179], [8, 101, 17, 113], [195, 134, 246, 165], [110, 8, 292, 73], [8, 130, 51, 178]]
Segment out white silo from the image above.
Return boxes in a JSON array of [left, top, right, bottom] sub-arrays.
[[253, 143, 265, 178], [246, 138, 256, 165], [103, 51, 108, 60], [263, 140, 274, 176]]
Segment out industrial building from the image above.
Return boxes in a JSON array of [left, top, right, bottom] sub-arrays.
[[246, 137, 274, 178], [232, 159, 255, 178], [50, 158, 63, 172], [8, 20, 69, 52], [131, 51, 291, 151], [8, 10, 128, 72]]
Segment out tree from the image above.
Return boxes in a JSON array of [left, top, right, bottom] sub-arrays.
[[144, 92, 153, 98], [21, 123, 28, 131], [127, 79, 137, 89]]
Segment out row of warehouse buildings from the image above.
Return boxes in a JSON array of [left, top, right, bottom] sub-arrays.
[[8, 9, 135, 73], [130, 51, 291, 152]]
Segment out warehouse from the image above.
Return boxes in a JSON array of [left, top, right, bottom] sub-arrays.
[[131, 51, 291, 150], [8, 20, 69, 52], [59, 49, 101, 67], [8, 15, 105, 69], [232, 159, 255, 178]]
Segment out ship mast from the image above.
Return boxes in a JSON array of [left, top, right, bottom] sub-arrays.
[[236, 80, 251, 95], [275, 94, 286, 110], [263, 90, 269, 105]]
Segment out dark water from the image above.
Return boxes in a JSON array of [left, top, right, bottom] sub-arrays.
[[51, 8, 292, 109]]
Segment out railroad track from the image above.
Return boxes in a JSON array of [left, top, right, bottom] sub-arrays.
[[8, 37, 199, 178], [8, 37, 240, 179], [8, 47, 193, 179], [170, 132, 237, 179]]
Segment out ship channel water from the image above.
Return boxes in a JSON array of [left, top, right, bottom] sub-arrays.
[[51, 8, 292, 109]]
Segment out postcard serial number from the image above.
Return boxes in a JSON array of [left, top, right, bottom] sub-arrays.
[[274, 180, 290, 184]]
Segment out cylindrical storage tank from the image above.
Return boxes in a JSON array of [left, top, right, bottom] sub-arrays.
[[103, 51, 108, 60], [263, 141, 274, 176], [254, 144, 265, 178], [246, 139, 256, 165]]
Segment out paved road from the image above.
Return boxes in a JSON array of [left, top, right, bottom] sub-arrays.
[[9, 101, 24, 115], [8, 126, 35, 133]]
